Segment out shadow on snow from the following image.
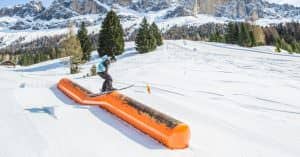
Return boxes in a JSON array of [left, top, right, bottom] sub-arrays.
[[50, 85, 165, 149], [25, 106, 57, 119]]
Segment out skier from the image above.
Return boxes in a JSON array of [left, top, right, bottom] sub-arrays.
[[97, 55, 115, 92]]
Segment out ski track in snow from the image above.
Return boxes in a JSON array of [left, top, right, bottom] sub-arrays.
[[1, 40, 300, 157]]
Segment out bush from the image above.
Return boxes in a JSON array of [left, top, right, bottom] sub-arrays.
[[90, 64, 97, 76], [70, 63, 80, 74]]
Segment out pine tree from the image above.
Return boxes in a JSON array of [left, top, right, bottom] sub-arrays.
[[234, 23, 240, 43], [274, 38, 294, 53], [77, 22, 93, 62], [275, 44, 281, 53], [238, 23, 251, 47], [209, 33, 217, 42], [148, 24, 157, 51], [210, 31, 224, 42], [225, 22, 239, 44], [275, 38, 282, 53], [98, 10, 125, 58], [150, 22, 163, 46], [135, 18, 149, 53], [21, 54, 26, 65], [135, 18, 157, 53], [291, 41, 300, 53], [249, 30, 256, 47], [281, 38, 293, 53], [27, 54, 34, 65], [25, 54, 30, 65], [296, 43, 300, 54]]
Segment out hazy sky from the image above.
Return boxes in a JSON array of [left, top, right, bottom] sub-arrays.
[[0, 0, 299, 8]]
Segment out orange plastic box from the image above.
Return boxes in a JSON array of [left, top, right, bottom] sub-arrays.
[[57, 78, 190, 149]]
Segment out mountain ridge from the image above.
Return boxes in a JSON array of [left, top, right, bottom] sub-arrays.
[[1, 0, 300, 19], [0, 0, 299, 49]]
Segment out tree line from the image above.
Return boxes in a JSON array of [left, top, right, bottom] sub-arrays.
[[18, 10, 163, 74], [98, 11, 163, 57], [209, 22, 300, 54], [5, 11, 300, 70], [135, 18, 163, 53]]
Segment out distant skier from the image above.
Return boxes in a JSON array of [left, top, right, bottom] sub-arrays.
[[97, 55, 115, 92]]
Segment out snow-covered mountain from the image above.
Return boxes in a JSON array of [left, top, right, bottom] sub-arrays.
[[0, 0, 299, 31], [215, 0, 300, 19], [0, 1, 45, 18], [0, 0, 299, 49], [267, 0, 300, 7]]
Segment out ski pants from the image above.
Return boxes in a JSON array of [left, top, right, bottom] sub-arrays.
[[98, 72, 113, 92]]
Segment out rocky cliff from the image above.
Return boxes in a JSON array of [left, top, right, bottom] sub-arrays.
[[0, 1, 45, 18], [0, 0, 299, 31]]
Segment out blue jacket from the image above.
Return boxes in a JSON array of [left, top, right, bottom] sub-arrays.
[[97, 55, 109, 73]]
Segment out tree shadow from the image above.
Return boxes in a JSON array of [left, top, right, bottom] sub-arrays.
[[89, 107, 165, 150]]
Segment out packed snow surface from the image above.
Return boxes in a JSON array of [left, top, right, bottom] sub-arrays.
[[1, 40, 300, 157]]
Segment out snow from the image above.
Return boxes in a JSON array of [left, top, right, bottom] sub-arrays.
[[0, 27, 68, 49], [1, 40, 300, 157], [266, 0, 300, 7], [1, 1, 300, 48], [0, 13, 228, 48], [256, 17, 300, 26], [150, 13, 228, 32], [93, 0, 111, 11], [0, 16, 18, 23]]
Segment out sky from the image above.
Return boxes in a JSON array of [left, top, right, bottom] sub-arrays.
[[0, 0, 299, 8]]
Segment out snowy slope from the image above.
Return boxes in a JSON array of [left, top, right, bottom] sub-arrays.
[[1, 40, 300, 157]]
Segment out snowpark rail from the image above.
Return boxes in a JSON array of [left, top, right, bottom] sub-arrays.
[[57, 78, 190, 149]]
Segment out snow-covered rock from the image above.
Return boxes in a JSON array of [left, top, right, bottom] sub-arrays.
[[0, 0, 299, 31], [0, 0, 299, 48], [35, 0, 108, 20], [215, 0, 300, 19], [0, 0, 45, 18]]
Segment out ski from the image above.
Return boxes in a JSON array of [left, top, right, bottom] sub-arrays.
[[88, 84, 134, 97]]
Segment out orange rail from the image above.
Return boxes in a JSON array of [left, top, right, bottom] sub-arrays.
[[57, 78, 190, 149]]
